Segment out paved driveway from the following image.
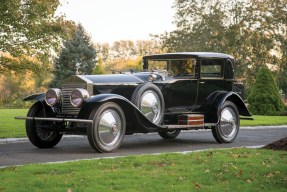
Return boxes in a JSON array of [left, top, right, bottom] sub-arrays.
[[0, 126, 286, 167]]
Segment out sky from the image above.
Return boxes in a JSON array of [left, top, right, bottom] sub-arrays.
[[56, 0, 176, 44]]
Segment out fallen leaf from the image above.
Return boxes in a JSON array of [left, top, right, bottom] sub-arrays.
[[275, 171, 280, 175], [266, 173, 273, 177], [204, 169, 210, 173], [195, 183, 201, 189]]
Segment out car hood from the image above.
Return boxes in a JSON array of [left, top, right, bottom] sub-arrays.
[[63, 74, 144, 85]]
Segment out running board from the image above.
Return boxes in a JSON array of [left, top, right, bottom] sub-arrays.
[[161, 123, 216, 130]]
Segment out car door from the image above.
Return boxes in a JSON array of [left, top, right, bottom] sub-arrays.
[[163, 59, 198, 110], [196, 58, 233, 105]]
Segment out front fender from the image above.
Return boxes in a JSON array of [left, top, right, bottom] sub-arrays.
[[23, 93, 45, 102], [77, 94, 160, 132], [196, 91, 252, 124]]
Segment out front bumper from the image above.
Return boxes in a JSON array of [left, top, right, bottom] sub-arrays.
[[15, 116, 93, 124]]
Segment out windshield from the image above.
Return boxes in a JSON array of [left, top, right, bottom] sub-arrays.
[[146, 59, 197, 77]]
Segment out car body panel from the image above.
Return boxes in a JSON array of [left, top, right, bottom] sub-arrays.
[[19, 52, 251, 141]]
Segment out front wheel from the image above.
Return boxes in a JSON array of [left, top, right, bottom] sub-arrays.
[[26, 102, 63, 148], [87, 102, 126, 153], [212, 101, 240, 143]]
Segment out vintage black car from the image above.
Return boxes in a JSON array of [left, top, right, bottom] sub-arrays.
[[16, 52, 252, 152]]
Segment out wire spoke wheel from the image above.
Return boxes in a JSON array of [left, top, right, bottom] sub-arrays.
[[26, 102, 63, 148]]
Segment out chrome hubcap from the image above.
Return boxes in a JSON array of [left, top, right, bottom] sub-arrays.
[[219, 107, 237, 139], [97, 109, 122, 146], [140, 90, 162, 123]]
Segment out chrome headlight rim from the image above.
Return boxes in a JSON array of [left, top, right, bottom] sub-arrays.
[[45, 88, 62, 107], [70, 88, 90, 107]]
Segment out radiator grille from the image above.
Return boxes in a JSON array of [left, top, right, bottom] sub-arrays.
[[62, 83, 86, 115]]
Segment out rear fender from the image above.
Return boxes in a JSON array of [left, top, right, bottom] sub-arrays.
[[196, 91, 252, 124]]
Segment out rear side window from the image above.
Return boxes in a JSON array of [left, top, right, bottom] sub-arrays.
[[200, 58, 224, 78]]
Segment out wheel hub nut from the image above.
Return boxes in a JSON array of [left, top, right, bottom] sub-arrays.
[[111, 123, 118, 134]]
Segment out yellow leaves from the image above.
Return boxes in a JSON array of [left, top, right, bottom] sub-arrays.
[[0, 51, 45, 74]]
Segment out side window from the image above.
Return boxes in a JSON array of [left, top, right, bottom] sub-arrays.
[[147, 60, 167, 71], [169, 59, 196, 77], [200, 58, 224, 78]]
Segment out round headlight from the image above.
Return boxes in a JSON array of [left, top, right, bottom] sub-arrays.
[[45, 88, 61, 106], [70, 88, 89, 107]]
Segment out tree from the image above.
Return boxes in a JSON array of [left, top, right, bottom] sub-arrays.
[[93, 58, 105, 74], [111, 40, 137, 60], [50, 24, 96, 87], [157, 0, 287, 95], [247, 68, 285, 115], [0, 0, 75, 74]]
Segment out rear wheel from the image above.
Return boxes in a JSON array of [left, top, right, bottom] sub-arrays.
[[26, 102, 63, 148], [158, 130, 181, 139], [212, 101, 239, 143], [87, 102, 126, 153]]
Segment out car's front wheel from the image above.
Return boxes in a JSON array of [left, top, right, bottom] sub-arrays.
[[26, 102, 63, 148], [87, 102, 126, 153], [212, 101, 239, 143]]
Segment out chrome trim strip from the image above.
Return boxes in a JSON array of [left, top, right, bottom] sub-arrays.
[[78, 75, 93, 96], [93, 83, 140, 86], [15, 116, 93, 124], [164, 123, 217, 129]]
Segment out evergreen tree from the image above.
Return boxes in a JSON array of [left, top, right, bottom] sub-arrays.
[[247, 68, 285, 116], [50, 24, 96, 87]]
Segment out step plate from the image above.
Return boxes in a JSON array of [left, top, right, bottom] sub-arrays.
[[178, 114, 204, 126]]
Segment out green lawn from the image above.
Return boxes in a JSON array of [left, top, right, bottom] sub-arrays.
[[241, 115, 287, 127], [0, 148, 286, 192], [0, 109, 286, 139], [0, 109, 27, 138]]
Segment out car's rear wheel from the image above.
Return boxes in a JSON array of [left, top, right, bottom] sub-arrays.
[[26, 102, 63, 148], [158, 130, 181, 139], [212, 101, 239, 143], [87, 102, 126, 153], [131, 83, 165, 125]]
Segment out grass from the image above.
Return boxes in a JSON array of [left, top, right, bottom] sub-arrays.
[[241, 115, 287, 127], [0, 109, 27, 138], [0, 109, 286, 139], [0, 148, 286, 191]]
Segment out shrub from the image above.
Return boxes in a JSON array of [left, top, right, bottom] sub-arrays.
[[247, 67, 285, 115]]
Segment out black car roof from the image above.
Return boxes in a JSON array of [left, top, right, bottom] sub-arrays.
[[142, 52, 234, 60]]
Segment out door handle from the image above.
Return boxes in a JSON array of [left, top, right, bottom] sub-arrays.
[[199, 81, 205, 84]]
